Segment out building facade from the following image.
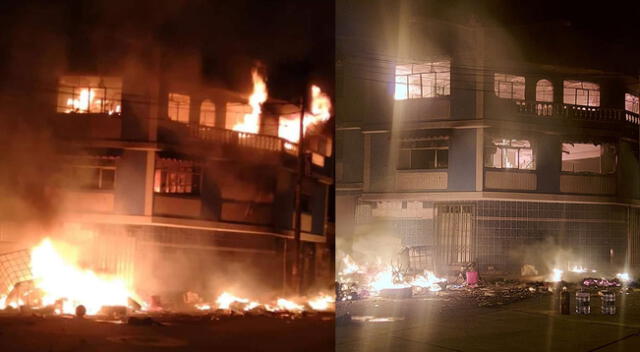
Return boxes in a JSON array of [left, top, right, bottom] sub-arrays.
[[337, 6, 640, 276]]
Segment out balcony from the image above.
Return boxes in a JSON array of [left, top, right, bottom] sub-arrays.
[[153, 194, 202, 218], [559, 174, 616, 195], [484, 169, 537, 191], [513, 101, 640, 125]]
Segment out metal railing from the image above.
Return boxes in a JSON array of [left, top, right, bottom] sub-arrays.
[[513, 100, 640, 125]]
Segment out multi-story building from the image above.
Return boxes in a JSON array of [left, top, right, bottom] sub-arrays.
[[337, 3, 640, 276], [0, 4, 334, 298]]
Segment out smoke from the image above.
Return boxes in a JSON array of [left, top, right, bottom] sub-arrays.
[[337, 220, 402, 270], [508, 237, 589, 278]]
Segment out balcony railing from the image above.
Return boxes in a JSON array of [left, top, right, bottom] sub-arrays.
[[185, 124, 298, 154], [514, 101, 640, 125]]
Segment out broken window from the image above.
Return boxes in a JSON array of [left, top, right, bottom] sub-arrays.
[[536, 79, 553, 102], [154, 159, 201, 194], [168, 93, 190, 123], [485, 138, 535, 170], [625, 93, 639, 114], [561, 143, 616, 174], [397, 139, 448, 170], [494, 73, 525, 100], [394, 60, 450, 100], [200, 99, 216, 127], [58, 76, 122, 115], [225, 102, 252, 130], [563, 80, 600, 107]]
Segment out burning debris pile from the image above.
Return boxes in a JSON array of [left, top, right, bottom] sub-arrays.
[[0, 238, 334, 321], [336, 255, 447, 301]]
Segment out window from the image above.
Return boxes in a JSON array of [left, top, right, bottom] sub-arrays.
[[69, 167, 115, 190], [394, 60, 450, 100], [397, 139, 448, 170], [225, 102, 252, 130], [200, 99, 216, 127], [168, 93, 190, 123], [563, 80, 600, 107], [494, 73, 525, 100], [154, 159, 201, 194], [561, 143, 616, 174], [485, 138, 535, 170], [536, 79, 553, 102], [625, 93, 639, 114], [58, 76, 122, 115]]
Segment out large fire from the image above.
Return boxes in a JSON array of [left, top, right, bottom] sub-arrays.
[[278, 85, 332, 144], [194, 291, 334, 313], [65, 88, 121, 115], [232, 68, 268, 134], [0, 237, 334, 315], [29, 238, 140, 315], [337, 255, 446, 295]]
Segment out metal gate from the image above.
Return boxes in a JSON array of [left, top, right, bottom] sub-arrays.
[[435, 203, 476, 271]]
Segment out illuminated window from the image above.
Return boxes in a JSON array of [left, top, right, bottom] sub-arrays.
[[563, 80, 600, 107], [168, 93, 190, 123], [494, 73, 525, 100], [485, 138, 535, 170], [200, 99, 216, 127], [536, 79, 553, 102], [562, 143, 616, 174], [625, 93, 639, 114], [397, 139, 448, 170], [154, 159, 200, 194], [394, 60, 450, 100], [225, 102, 252, 130], [58, 76, 122, 115]]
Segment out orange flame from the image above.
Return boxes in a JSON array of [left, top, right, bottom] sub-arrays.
[[28, 238, 142, 315], [278, 85, 332, 143], [232, 68, 267, 134]]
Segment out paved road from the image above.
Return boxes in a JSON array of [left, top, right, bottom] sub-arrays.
[[0, 313, 334, 351], [336, 292, 640, 352]]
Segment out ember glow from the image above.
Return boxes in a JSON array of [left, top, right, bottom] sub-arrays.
[[198, 291, 333, 313], [569, 265, 587, 273], [278, 85, 332, 143], [232, 68, 267, 134], [338, 255, 446, 295], [29, 238, 141, 315], [65, 88, 121, 115]]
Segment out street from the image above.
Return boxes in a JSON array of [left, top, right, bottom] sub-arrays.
[[337, 291, 640, 351]]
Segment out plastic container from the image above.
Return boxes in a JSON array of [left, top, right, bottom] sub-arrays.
[[466, 271, 478, 285], [601, 291, 616, 315], [576, 291, 590, 315]]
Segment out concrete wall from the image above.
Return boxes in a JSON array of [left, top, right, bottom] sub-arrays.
[[114, 150, 150, 215], [448, 129, 477, 191]]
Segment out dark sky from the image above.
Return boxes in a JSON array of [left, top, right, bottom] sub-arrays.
[[0, 0, 334, 101], [339, 0, 640, 75]]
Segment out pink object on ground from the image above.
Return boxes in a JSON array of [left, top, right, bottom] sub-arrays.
[[466, 271, 479, 285]]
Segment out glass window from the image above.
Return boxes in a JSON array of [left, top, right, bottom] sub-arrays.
[[398, 147, 448, 170], [394, 60, 451, 100], [625, 93, 639, 114], [536, 79, 553, 102], [154, 160, 201, 194], [485, 138, 535, 170], [563, 80, 600, 107], [200, 99, 216, 127], [561, 143, 616, 174], [168, 93, 190, 123], [494, 73, 525, 100], [58, 76, 122, 115]]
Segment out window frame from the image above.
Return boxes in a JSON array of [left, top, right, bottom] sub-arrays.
[[153, 163, 202, 195], [560, 142, 617, 175], [394, 60, 451, 100], [484, 138, 536, 170], [563, 80, 600, 107], [494, 73, 525, 100], [168, 93, 191, 123], [397, 143, 449, 170]]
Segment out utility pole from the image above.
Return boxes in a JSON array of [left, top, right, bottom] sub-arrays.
[[292, 88, 307, 295]]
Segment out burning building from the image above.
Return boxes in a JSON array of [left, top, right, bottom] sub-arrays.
[[336, 1, 640, 279], [0, 1, 334, 313]]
